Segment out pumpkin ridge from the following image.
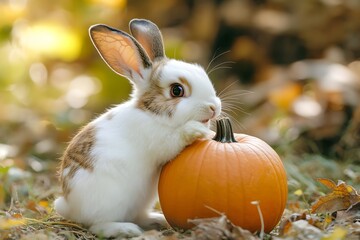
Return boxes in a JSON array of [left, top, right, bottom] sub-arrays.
[[248, 141, 287, 211], [184, 143, 202, 222], [224, 142, 231, 219], [184, 141, 202, 223], [193, 141, 213, 221], [245, 143, 272, 229], [259, 145, 287, 218], [229, 141, 247, 225], [245, 142, 286, 230], [260, 147, 284, 228], [205, 141, 228, 216]]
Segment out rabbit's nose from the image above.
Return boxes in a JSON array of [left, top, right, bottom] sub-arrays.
[[209, 105, 216, 118], [208, 98, 221, 118]]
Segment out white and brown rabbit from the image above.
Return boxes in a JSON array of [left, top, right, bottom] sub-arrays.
[[54, 19, 221, 238]]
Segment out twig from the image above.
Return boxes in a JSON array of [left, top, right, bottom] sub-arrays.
[[251, 201, 265, 240]]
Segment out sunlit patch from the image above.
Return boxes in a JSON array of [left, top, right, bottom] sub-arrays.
[[90, 0, 127, 8], [0, 144, 17, 161], [68, 109, 91, 124], [292, 96, 322, 118], [17, 21, 82, 61], [29, 62, 48, 86], [65, 75, 102, 109], [0, 0, 27, 25]]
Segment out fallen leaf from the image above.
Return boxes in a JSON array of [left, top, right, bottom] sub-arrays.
[[294, 189, 304, 196], [279, 212, 325, 235], [321, 227, 348, 240], [278, 213, 305, 235], [189, 215, 259, 240], [282, 219, 324, 240], [31, 200, 52, 215], [311, 178, 360, 214], [323, 214, 334, 229], [318, 178, 337, 189], [12, 212, 23, 219], [336, 201, 360, 222], [0, 217, 27, 230], [26, 200, 49, 214]]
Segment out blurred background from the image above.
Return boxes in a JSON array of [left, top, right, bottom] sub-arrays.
[[0, 0, 360, 205]]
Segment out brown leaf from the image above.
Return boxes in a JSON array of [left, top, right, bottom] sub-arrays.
[[317, 178, 337, 189], [336, 201, 360, 222], [279, 212, 307, 235], [311, 178, 360, 214], [189, 215, 259, 240], [26, 200, 49, 214], [281, 219, 324, 239]]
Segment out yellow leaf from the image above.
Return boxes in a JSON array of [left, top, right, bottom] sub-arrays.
[[321, 227, 347, 240], [346, 186, 355, 193], [38, 200, 49, 208], [325, 215, 332, 224], [0, 218, 27, 230], [26, 200, 51, 214], [294, 189, 303, 196], [39, 200, 52, 214], [323, 214, 333, 229]]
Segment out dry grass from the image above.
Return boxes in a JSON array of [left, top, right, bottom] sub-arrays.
[[1, 151, 359, 240]]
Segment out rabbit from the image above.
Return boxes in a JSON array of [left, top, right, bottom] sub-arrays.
[[54, 19, 221, 238]]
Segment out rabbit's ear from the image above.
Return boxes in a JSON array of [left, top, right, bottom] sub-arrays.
[[89, 24, 151, 83], [130, 19, 165, 61]]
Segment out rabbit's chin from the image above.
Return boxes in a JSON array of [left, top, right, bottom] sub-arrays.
[[197, 119, 211, 129], [201, 119, 210, 124]]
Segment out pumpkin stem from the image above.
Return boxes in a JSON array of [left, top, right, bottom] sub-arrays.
[[213, 118, 237, 143]]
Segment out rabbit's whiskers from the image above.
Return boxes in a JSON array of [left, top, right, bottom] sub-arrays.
[[217, 82, 253, 131], [206, 50, 234, 75]]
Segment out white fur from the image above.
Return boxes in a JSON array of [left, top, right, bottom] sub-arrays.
[[54, 98, 218, 237], [54, 19, 221, 238]]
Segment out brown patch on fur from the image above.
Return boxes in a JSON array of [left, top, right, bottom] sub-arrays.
[[179, 77, 192, 96], [137, 59, 179, 117], [59, 124, 96, 197], [137, 84, 179, 117]]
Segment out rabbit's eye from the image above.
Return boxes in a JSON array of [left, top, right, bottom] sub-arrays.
[[170, 83, 184, 97]]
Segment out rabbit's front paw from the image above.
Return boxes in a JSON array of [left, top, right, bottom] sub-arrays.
[[182, 120, 211, 145], [137, 212, 168, 230], [89, 222, 143, 238]]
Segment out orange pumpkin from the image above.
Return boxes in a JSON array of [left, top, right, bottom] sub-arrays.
[[158, 118, 288, 233]]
